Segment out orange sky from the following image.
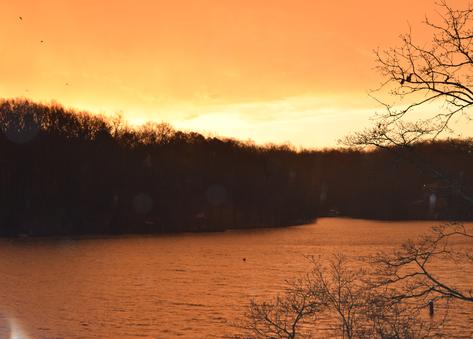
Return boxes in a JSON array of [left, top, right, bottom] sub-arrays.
[[1, 0, 471, 147]]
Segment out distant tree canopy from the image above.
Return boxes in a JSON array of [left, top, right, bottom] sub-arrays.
[[0, 98, 472, 236]]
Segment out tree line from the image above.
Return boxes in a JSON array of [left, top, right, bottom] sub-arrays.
[[0, 98, 471, 236]]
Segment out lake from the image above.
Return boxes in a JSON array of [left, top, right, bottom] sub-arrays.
[[0, 218, 472, 338]]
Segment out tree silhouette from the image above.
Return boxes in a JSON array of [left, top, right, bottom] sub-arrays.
[[346, 1, 473, 148], [342, 0, 473, 328]]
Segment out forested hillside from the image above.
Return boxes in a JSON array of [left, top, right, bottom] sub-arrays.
[[0, 99, 471, 236]]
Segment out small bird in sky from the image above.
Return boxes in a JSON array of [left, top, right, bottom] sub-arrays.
[[19, 16, 22, 21], [65, 83, 69, 86], [40, 40, 44, 43]]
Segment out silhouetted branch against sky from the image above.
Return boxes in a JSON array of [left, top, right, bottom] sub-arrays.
[[345, 1, 473, 148]]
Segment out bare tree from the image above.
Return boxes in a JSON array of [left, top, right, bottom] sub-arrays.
[[370, 222, 473, 305], [235, 255, 438, 339], [345, 1, 473, 148], [236, 275, 323, 339], [341, 2, 473, 309], [308, 254, 369, 338]]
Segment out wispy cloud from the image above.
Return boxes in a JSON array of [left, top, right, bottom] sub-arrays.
[[166, 94, 380, 148]]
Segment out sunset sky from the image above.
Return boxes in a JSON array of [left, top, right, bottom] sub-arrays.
[[1, 0, 471, 148]]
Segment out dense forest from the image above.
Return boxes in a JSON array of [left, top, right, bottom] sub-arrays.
[[0, 99, 472, 236]]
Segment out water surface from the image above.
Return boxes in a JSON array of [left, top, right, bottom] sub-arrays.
[[0, 218, 471, 338]]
